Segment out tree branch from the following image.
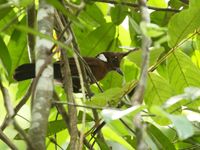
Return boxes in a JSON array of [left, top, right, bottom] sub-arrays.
[[131, 0, 151, 149], [90, 0, 180, 12], [28, 1, 54, 149], [61, 48, 80, 150]]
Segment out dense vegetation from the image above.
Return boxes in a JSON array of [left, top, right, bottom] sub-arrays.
[[0, 0, 200, 149]]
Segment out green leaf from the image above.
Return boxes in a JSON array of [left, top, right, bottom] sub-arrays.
[[147, 0, 167, 8], [80, 23, 116, 56], [151, 11, 173, 27], [101, 105, 145, 122], [47, 120, 67, 136], [122, 59, 139, 83], [150, 106, 171, 125], [0, 9, 17, 34], [169, 115, 194, 140], [196, 34, 200, 50], [0, 0, 11, 20], [46, 0, 84, 29], [167, 51, 200, 94], [128, 15, 141, 35], [168, 0, 200, 47], [164, 87, 200, 108], [11, 0, 33, 7], [143, 23, 167, 38], [0, 36, 11, 74], [79, 3, 106, 27], [147, 123, 176, 150], [100, 71, 123, 90], [128, 47, 164, 67], [110, 5, 128, 25], [150, 106, 194, 140], [103, 127, 135, 150], [191, 50, 200, 67], [7, 17, 29, 82], [106, 120, 130, 136], [96, 138, 110, 150], [145, 73, 174, 107], [88, 79, 138, 107], [86, 87, 122, 107]]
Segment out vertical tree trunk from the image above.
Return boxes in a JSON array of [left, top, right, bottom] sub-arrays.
[[28, 1, 54, 149]]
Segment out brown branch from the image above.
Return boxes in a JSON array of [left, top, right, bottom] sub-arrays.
[[131, 0, 151, 149], [53, 101, 103, 110], [91, 0, 180, 12], [61, 48, 79, 149]]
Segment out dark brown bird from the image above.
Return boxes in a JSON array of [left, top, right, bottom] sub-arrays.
[[13, 50, 137, 92]]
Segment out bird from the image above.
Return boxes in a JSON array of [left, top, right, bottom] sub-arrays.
[[13, 49, 137, 92]]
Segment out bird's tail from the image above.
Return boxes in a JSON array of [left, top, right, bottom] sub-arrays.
[[13, 63, 35, 81], [13, 63, 62, 81]]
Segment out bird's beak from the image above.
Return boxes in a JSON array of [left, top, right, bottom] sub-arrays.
[[122, 48, 139, 57], [115, 67, 124, 76]]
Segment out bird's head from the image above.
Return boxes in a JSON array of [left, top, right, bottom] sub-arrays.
[[96, 48, 138, 75]]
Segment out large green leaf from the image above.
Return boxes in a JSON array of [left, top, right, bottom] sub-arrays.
[[100, 71, 123, 90], [0, 0, 11, 20], [167, 51, 200, 94], [110, 5, 128, 25], [145, 73, 174, 125], [164, 87, 200, 108], [80, 23, 116, 56], [169, 115, 194, 140], [7, 17, 29, 82], [0, 9, 17, 35], [46, 0, 83, 29], [88, 79, 137, 107], [150, 106, 194, 140], [147, 123, 176, 150], [86, 87, 122, 107], [122, 59, 139, 83], [145, 73, 174, 107], [79, 3, 106, 27], [0, 36, 11, 74], [168, 0, 200, 47], [128, 47, 164, 68]]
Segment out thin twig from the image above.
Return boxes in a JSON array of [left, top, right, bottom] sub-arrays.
[[53, 101, 103, 110], [1, 82, 32, 131], [91, 0, 180, 12], [0, 80, 34, 149], [0, 129, 18, 150]]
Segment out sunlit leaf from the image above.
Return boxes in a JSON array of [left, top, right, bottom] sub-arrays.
[[7, 17, 29, 82], [80, 23, 116, 56], [0, 36, 11, 74], [168, 0, 200, 47], [101, 105, 145, 122], [167, 51, 200, 94], [110, 5, 128, 25], [169, 115, 194, 140], [128, 47, 164, 67], [147, 123, 176, 150], [164, 87, 200, 108]]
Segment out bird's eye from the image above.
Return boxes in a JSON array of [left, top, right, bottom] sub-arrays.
[[112, 58, 118, 63]]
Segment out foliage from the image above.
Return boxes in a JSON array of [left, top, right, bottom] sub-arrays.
[[0, 0, 200, 149]]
